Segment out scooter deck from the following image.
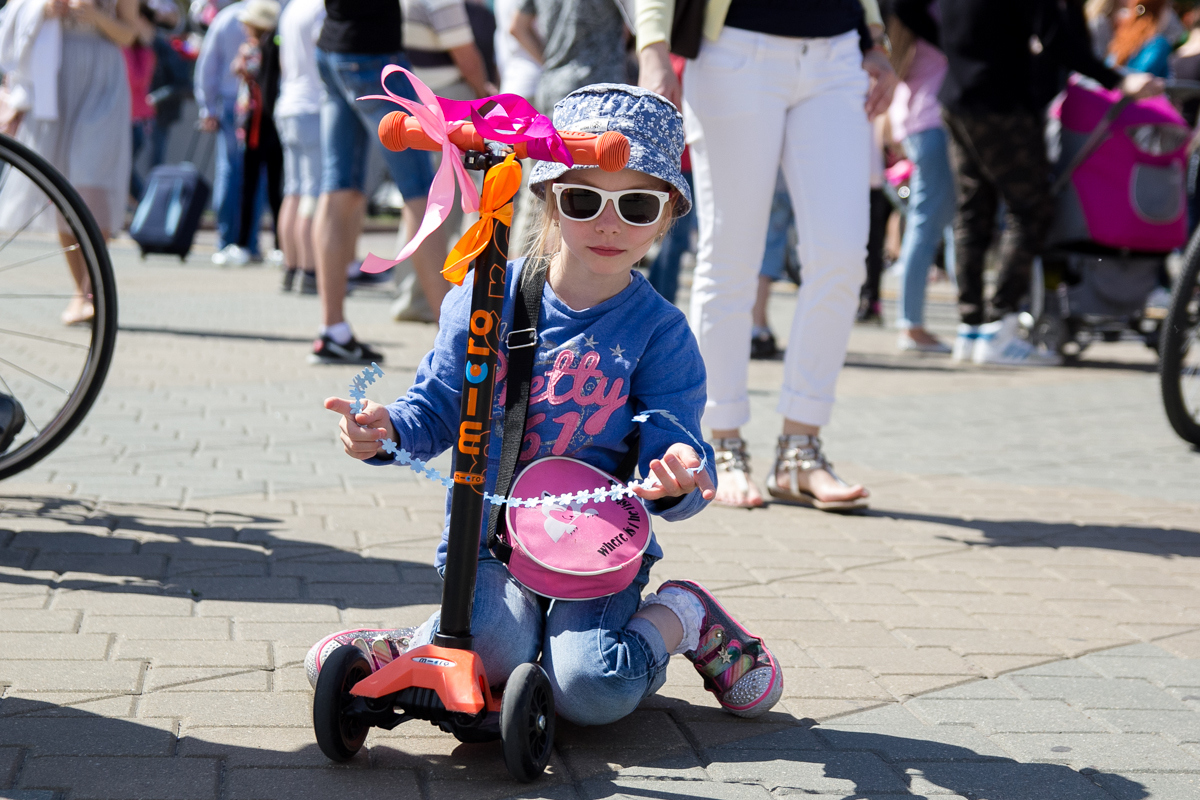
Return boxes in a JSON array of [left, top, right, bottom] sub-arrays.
[[350, 644, 500, 716]]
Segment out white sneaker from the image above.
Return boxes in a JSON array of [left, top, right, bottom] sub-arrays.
[[211, 244, 250, 267], [972, 314, 1061, 366], [951, 324, 981, 362], [267, 248, 285, 266]]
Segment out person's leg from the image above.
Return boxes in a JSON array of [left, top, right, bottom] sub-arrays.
[[684, 29, 788, 507], [237, 143, 263, 251], [896, 127, 955, 346], [214, 99, 244, 251], [278, 195, 300, 288], [859, 187, 889, 319], [264, 127, 285, 250], [543, 560, 668, 726], [149, 115, 170, 170], [348, 56, 448, 321], [772, 31, 870, 507], [59, 186, 112, 324], [313, 48, 369, 340], [647, 171, 695, 305], [410, 558, 543, 687], [984, 112, 1054, 320], [296, 112, 322, 289], [129, 120, 146, 200], [943, 110, 999, 328], [315, 189, 365, 327]]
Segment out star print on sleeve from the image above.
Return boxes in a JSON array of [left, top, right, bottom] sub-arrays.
[[609, 344, 624, 359]]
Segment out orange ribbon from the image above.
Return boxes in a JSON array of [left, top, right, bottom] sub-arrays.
[[442, 154, 523, 285]]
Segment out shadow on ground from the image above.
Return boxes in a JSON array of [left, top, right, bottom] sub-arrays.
[[877, 509, 1200, 559], [0, 494, 440, 608], [0, 699, 1147, 800]]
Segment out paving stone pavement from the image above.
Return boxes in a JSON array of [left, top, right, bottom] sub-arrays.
[[1, 236, 1199, 799]]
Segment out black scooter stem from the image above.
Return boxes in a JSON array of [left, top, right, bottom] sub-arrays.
[[434, 155, 513, 649]]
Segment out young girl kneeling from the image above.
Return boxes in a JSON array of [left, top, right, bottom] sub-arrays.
[[309, 84, 783, 724]]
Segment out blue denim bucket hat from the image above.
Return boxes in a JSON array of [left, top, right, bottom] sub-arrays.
[[528, 83, 692, 215]]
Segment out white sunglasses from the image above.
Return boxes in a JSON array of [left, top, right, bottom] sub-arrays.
[[550, 183, 672, 226]]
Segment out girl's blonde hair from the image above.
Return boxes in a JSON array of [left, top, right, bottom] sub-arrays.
[[521, 179, 681, 261]]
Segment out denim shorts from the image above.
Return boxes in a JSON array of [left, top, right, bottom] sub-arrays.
[[277, 112, 322, 197], [315, 49, 436, 198]]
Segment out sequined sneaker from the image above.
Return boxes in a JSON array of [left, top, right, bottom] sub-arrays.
[[304, 627, 416, 689], [658, 579, 783, 717]]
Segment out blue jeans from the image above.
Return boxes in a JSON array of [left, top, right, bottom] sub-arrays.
[[648, 171, 696, 305], [897, 127, 957, 329], [411, 555, 669, 727], [212, 99, 264, 253], [315, 50, 435, 198], [759, 170, 794, 282]]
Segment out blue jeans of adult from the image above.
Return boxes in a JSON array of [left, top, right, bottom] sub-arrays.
[[410, 553, 669, 727], [212, 98, 264, 254], [896, 126, 956, 330], [648, 171, 696, 305]]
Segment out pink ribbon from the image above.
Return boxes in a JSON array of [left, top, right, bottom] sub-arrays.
[[358, 66, 571, 274]]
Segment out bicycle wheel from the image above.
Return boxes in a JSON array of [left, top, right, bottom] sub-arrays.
[[1160, 225, 1200, 445], [0, 134, 117, 480]]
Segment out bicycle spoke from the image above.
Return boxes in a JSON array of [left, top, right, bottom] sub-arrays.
[[0, 368, 42, 435], [0, 244, 80, 277], [0, 354, 69, 395], [0, 198, 53, 257], [0, 327, 90, 349]]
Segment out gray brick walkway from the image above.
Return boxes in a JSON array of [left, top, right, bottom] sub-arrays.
[[1, 235, 1198, 799]]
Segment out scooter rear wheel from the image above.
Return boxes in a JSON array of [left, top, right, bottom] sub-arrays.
[[500, 662, 555, 782], [313, 645, 372, 761]]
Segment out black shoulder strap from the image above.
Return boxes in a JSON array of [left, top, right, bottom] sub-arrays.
[[486, 257, 548, 561]]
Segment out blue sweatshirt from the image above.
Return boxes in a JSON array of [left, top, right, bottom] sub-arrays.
[[375, 258, 717, 569]]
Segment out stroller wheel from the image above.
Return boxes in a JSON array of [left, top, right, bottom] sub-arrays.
[[313, 645, 372, 761], [500, 662, 555, 782], [1030, 313, 1069, 358]]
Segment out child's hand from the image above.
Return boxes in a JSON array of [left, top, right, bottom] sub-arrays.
[[324, 397, 397, 461], [633, 443, 716, 503]]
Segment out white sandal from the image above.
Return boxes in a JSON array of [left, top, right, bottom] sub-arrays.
[[766, 434, 868, 512]]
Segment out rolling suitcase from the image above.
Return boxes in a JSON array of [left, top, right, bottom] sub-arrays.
[[129, 133, 212, 260]]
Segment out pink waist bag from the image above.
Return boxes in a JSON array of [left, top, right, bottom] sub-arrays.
[[501, 457, 652, 601]]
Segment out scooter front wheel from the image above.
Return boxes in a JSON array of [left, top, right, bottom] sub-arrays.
[[500, 662, 555, 782], [313, 645, 372, 761]]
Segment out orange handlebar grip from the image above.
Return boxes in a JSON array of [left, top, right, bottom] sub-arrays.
[[378, 111, 486, 152], [514, 130, 630, 171], [378, 111, 631, 172]]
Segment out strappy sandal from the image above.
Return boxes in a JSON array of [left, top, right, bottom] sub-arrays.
[[712, 436, 765, 508], [766, 434, 868, 512]]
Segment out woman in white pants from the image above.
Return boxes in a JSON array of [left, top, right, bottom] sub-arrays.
[[637, 0, 895, 509]]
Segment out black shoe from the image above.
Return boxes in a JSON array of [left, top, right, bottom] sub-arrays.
[[750, 330, 778, 360], [300, 271, 318, 295], [0, 394, 26, 453], [856, 299, 882, 325], [309, 334, 384, 365], [281, 267, 298, 292]]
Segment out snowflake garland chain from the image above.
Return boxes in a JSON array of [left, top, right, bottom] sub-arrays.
[[347, 364, 708, 507]]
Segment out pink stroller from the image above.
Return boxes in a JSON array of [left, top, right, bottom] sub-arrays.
[[1034, 76, 1192, 357]]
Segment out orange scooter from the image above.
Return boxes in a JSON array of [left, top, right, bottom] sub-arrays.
[[312, 111, 630, 782]]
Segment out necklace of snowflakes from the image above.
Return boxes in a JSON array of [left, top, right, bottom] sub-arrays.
[[346, 363, 708, 507]]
